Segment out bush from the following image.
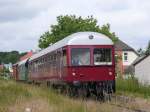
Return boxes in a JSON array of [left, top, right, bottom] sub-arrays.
[[0, 79, 85, 112], [0, 79, 32, 106], [116, 76, 150, 98]]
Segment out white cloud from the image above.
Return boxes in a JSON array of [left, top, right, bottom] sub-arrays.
[[0, 0, 149, 51]]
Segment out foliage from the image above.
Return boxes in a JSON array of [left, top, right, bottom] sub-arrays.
[[3, 67, 10, 73], [0, 67, 9, 75], [0, 79, 114, 112], [137, 41, 150, 56], [0, 51, 27, 64], [116, 76, 150, 98], [137, 48, 145, 56], [145, 40, 150, 55], [1, 78, 150, 111], [0, 79, 31, 107], [0, 67, 10, 80], [39, 15, 118, 48]]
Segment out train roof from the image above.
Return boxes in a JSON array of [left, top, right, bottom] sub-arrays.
[[30, 32, 113, 61]]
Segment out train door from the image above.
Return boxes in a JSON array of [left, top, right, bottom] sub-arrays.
[[59, 49, 67, 78], [56, 50, 62, 78], [62, 49, 67, 77], [57, 49, 67, 78], [59, 50, 63, 78]]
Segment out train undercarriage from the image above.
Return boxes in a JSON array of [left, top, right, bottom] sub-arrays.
[[46, 80, 115, 101]]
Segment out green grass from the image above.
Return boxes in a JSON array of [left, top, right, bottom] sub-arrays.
[[0, 78, 31, 108], [1, 76, 150, 112], [116, 77, 150, 98], [0, 77, 83, 112], [0, 78, 114, 112]]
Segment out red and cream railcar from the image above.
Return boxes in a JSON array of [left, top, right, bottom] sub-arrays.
[[28, 32, 115, 95]]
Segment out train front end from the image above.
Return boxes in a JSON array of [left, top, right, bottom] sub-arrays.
[[64, 32, 115, 95]]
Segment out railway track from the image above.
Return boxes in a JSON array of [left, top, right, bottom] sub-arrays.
[[76, 94, 148, 112], [106, 95, 148, 112], [110, 103, 147, 112], [51, 85, 149, 112], [21, 81, 150, 112]]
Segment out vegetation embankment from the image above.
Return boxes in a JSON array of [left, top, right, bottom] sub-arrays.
[[0, 51, 26, 64], [0, 78, 83, 112], [116, 76, 150, 98], [0, 77, 115, 112], [1, 76, 150, 112]]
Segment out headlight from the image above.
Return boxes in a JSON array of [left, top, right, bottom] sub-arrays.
[[72, 72, 76, 76], [109, 72, 112, 76]]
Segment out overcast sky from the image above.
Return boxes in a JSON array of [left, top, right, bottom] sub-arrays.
[[0, 0, 149, 52]]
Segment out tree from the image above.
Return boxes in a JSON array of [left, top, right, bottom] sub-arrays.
[[145, 40, 150, 55], [38, 15, 118, 49], [0, 51, 27, 64], [0, 67, 10, 77], [137, 48, 145, 56]]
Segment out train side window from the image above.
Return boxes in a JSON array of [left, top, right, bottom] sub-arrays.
[[40, 58, 42, 65], [48, 55, 50, 62], [63, 50, 67, 66], [42, 58, 44, 63], [35, 60, 38, 72], [45, 56, 47, 62], [50, 55, 52, 61], [31, 62, 33, 72], [93, 48, 112, 65], [54, 54, 56, 61]]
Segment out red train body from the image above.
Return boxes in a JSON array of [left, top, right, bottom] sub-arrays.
[[28, 45, 115, 82], [13, 32, 116, 98]]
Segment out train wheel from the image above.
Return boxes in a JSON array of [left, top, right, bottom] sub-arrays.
[[103, 88, 112, 101], [66, 86, 74, 97], [77, 87, 88, 99], [77, 88, 83, 98], [96, 91, 104, 102]]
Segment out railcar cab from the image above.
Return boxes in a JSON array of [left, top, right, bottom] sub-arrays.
[[64, 32, 115, 93], [65, 33, 115, 81], [67, 45, 115, 80], [28, 32, 115, 93]]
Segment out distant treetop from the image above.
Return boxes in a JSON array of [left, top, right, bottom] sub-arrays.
[[38, 15, 118, 49]]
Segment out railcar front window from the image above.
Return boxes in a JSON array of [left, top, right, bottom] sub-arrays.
[[71, 48, 90, 66], [94, 48, 112, 65]]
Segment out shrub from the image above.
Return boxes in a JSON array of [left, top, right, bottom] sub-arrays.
[[116, 76, 150, 98]]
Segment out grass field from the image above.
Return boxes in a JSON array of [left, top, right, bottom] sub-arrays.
[[0, 77, 118, 112], [0, 78, 84, 112], [0, 77, 150, 112]]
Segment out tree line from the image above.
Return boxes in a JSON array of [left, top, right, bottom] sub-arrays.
[[0, 51, 26, 64]]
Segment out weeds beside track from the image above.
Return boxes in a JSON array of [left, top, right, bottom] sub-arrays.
[[0, 77, 150, 112]]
